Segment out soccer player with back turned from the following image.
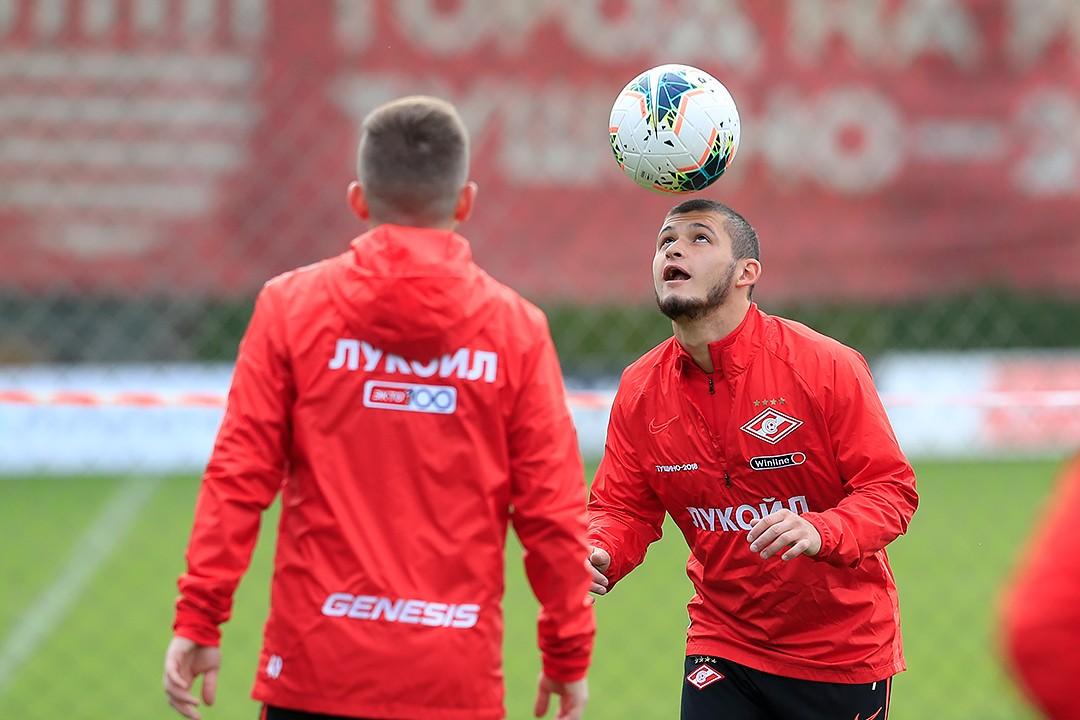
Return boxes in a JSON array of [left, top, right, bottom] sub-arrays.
[[587, 198, 918, 719], [162, 96, 594, 720]]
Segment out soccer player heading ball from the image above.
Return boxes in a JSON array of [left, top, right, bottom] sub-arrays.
[[163, 96, 595, 720], [587, 199, 919, 719]]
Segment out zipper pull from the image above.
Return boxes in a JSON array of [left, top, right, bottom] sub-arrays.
[[724, 472, 731, 487], [707, 376, 715, 395]]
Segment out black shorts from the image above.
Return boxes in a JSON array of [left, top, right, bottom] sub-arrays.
[[682, 655, 892, 720], [262, 706, 370, 720]]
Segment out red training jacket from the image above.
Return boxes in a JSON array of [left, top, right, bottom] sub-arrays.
[[589, 304, 918, 683], [1002, 453, 1080, 720], [174, 224, 595, 719]]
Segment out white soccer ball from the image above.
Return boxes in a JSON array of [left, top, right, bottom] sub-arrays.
[[608, 64, 740, 193]]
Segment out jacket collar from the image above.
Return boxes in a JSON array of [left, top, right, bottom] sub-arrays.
[[673, 303, 764, 379], [349, 223, 473, 276]]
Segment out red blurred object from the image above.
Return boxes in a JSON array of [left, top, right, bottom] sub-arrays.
[[1002, 453, 1080, 719]]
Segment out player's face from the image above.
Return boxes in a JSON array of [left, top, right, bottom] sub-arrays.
[[653, 211, 739, 322]]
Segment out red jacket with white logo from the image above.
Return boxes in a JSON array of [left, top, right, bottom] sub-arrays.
[[174, 225, 594, 719], [588, 305, 918, 683]]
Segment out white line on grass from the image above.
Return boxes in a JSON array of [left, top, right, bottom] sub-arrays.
[[0, 475, 163, 693]]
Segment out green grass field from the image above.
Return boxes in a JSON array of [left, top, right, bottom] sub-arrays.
[[0, 459, 1063, 719]]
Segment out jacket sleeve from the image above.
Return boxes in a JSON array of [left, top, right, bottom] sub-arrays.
[[801, 350, 919, 568], [1001, 454, 1080, 719], [586, 378, 667, 588], [507, 321, 595, 683], [173, 285, 294, 646]]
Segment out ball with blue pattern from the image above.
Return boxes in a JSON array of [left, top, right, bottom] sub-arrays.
[[609, 64, 740, 193]]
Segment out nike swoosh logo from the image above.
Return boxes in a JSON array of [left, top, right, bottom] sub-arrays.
[[649, 415, 679, 434], [855, 708, 883, 720]]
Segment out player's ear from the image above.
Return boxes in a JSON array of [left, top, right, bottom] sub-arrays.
[[453, 181, 478, 224], [737, 258, 761, 290], [346, 181, 370, 221]]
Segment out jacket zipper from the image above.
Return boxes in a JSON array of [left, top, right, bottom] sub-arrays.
[[707, 374, 728, 486]]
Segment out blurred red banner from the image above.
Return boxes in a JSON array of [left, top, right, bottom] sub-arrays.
[[1, 0, 1078, 301]]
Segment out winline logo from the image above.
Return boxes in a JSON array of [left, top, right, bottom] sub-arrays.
[[749, 452, 806, 471]]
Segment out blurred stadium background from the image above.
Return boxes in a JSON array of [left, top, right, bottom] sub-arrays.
[[2, 1, 1079, 718]]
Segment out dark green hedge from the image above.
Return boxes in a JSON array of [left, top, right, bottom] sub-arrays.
[[2, 288, 1077, 375]]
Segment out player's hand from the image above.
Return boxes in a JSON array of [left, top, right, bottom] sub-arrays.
[[534, 674, 588, 720], [746, 509, 822, 561], [586, 546, 611, 596], [163, 635, 221, 720]]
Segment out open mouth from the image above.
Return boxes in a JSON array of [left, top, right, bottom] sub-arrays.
[[663, 265, 691, 282]]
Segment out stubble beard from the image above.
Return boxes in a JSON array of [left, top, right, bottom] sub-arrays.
[[655, 260, 737, 322]]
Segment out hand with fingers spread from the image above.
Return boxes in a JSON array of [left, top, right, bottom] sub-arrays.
[[163, 635, 221, 720], [586, 546, 611, 596], [534, 674, 588, 720], [746, 509, 822, 561]]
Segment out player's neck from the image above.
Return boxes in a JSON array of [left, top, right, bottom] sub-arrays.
[[673, 299, 751, 373], [368, 217, 458, 231]]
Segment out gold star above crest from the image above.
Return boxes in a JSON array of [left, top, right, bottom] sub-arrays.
[[753, 399, 761, 407]]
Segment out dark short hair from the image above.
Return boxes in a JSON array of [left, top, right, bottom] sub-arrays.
[[666, 198, 759, 261], [357, 96, 469, 225]]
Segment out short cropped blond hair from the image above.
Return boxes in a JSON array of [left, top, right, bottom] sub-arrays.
[[357, 96, 469, 225]]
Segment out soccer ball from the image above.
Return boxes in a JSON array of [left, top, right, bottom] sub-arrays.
[[608, 64, 740, 193]]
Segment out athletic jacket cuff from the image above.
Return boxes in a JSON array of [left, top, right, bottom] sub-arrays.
[[173, 616, 221, 647], [802, 512, 840, 566], [586, 536, 624, 587], [541, 653, 590, 683]]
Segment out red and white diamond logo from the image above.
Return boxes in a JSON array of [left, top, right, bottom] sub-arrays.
[[740, 408, 803, 445], [686, 664, 725, 690]]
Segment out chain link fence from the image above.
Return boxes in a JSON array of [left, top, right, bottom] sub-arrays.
[[2, 1, 1079, 718]]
